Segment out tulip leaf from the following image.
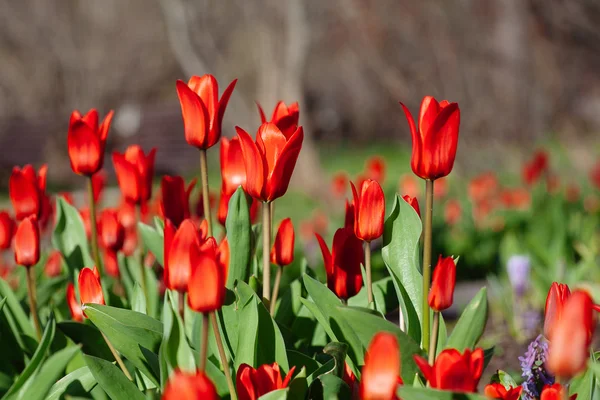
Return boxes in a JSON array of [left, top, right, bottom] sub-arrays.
[[287, 366, 308, 400], [0, 278, 36, 343], [287, 350, 320, 378], [322, 342, 347, 378], [225, 187, 252, 288], [84, 355, 145, 400], [57, 321, 115, 361], [138, 222, 164, 267], [307, 374, 351, 400], [489, 370, 518, 389], [348, 277, 398, 316], [131, 283, 147, 314], [382, 195, 423, 344], [445, 288, 488, 351], [258, 388, 289, 400], [397, 386, 488, 399], [83, 304, 163, 386], [46, 366, 96, 400], [569, 363, 594, 400], [52, 197, 94, 274]]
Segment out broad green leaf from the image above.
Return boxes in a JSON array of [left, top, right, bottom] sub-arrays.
[[308, 374, 351, 400], [58, 321, 114, 361], [52, 197, 94, 273], [0, 279, 35, 341], [570, 363, 594, 399], [489, 370, 517, 389], [138, 222, 164, 267], [161, 292, 196, 375], [83, 304, 162, 386], [381, 195, 423, 343], [131, 283, 147, 314], [287, 367, 308, 400], [225, 187, 252, 288], [46, 366, 96, 400], [397, 386, 488, 399], [287, 350, 320, 377], [322, 342, 347, 378], [36, 276, 68, 307], [258, 388, 288, 400], [84, 355, 145, 400], [348, 277, 398, 316], [445, 288, 488, 351]]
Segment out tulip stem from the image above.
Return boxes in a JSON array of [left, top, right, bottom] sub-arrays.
[[262, 202, 272, 301], [178, 291, 185, 323], [25, 267, 41, 340], [199, 149, 213, 237], [210, 312, 237, 400], [365, 242, 373, 306], [87, 177, 103, 278], [102, 332, 133, 380], [136, 205, 148, 309], [199, 313, 209, 372], [422, 179, 434, 354], [428, 311, 440, 364], [270, 265, 283, 316]]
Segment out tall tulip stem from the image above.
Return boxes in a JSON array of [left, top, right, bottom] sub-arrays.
[[262, 202, 272, 301], [428, 311, 440, 364], [365, 242, 373, 305], [25, 267, 41, 339], [87, 177, 103, 278], [199, 149, 213, 237], [210, 312, 237, 400], [199, 313, 209, 372], [136, 205, 148, 306], [270, 265, 283, 316], [422, 179, 434, 353], [102, 332, 133, 380]]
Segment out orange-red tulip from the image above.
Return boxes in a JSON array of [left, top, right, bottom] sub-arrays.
[[187, 238, 227, 313], [78, 267, 105, 312], [540, 384, 577, 400], [236, 362, 295, 400], [99, 209, 125, 252], [484, 383, 523, 400], [402, 195, 421, 217], [66, 282, 84, 322], [547, 290, 595, 378], [9, 164, 48, 220], [350, 179, 385, 242], [0, 211, 15, 250], [161, 176, 196, 227], [365, 156, 386, 184], [236, 122, 304, 202], [162, 370, 218, 400], [112, 145, 157, 204], [315, 227, 364, 300], [271, 218, 294, 267], [428, 256, 456, 312], [359, 332, 402, 400], [413, 348, 484, 392], [218, 137, 249, 225], [164, 219, 201, 292], [400, 96, 460, 181], [176, 74, 237, 149], [544, 282, 571, 340], [257, 101, 300, 138], [14, 216, 40, 268], [45, 250, 63, 277], [67, 109, 114, 176]]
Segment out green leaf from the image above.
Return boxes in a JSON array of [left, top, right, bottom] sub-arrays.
[[258, 388, 288, 400], [138, 222, 164, 267], [489, 370, 517, 389], [308, 374, 351, 400], [348, 277, 398, 316], [84, 355, 145, 400], [381, 195, 423, 343], [46, 366, 96, 400], [0, 297, 5, 313], [58, 321, 115, 361], [570, 362, 594, 399], [225, 187, 252, 288], [322, 342, 347, 378], [83, 304, 163, 386], [161, 292, 196, 376], [445, 288, 488, 351], [131, 283, 147, 314], [0, 278, 35, 342], [52, 197, 94, 273], [287, 367, 308, 400], [397, 386, 488, 399], [287, 350, 320, 378]]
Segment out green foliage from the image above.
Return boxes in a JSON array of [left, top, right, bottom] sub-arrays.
[[225, 186, 252, 287]]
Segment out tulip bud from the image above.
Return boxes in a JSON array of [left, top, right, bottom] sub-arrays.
[[78, 267, 105, 313], [99, 209, 125, 252], [67, 109, 113, 176], [359, 332, 401, 400], [271, 218, 294, 267], [187, 238, 227, 313], [428, 256, 456, 312], [0, 211, 16, 250], [236, 362, 295, 399], [14, 216, 40, 268], [163, 370, 218, 400], [540, 383, 576, 400], [9, 164, 48, 221], [402, 195, 421, 217], [543, 282, 571, 340], [45, 250, 63, 277], [350, 179, 385, 242], [414, 348, 484, 392], [112, 146, 157, 205], [66, 283, 83, 322]]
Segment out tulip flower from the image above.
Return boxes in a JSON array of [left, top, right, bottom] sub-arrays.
[[257, 100, 300, 138], [547, 290, 595, 379], [365, 156, 386, 184], [218, 137, 248, 225], [414, 348, 484, 392], [0, 211, 15, 250], [402, 195, 421, 217], [444, 199, 462, 226], [236, 362, 296, 400], [102, 248, 120, 278], [163, 370, 218, 400], [484, 383, 523, 400], [331, 172, 348, 198], [269, 218, 294, 315], [543, 282, 571, 340], [78, 267, 105, 309], [112, 145, 157, 205], [187, 238, 227, 313], [66, 283, 84, 322], [344, 200, 355, 229], [161, 175, 196, 227], [522, 150, 549, 185], [91, 169, 106, 204], [14, 216, 40, 268], [316, 227, 364, 301], [164, 219, 201, 293], [44, 250, 63, 278], [9, 164, 48, 220], [359, 332, 402, 400], [468, 172, 499, 203], [428, 256, 456, 312], [540, 384, 576, 400], [67, 109, 114, 176], [99, 209, 125, 252], [176, 75, 237, 150], [590, 161, 600, 191]]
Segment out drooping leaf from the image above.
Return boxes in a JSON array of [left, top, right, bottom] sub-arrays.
[[52, 197, 94, 274], [445, 288, 488, 351], [225, 187, 252, 288], [84, 355, 145, 400]]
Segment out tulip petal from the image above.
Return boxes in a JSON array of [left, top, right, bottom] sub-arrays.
[[66, 282, 83, 322], [399, 102, 423, 177], [79, 267, 105, 308], [112, 152, 141, 203], [256, 101, 267, 124], [413, 355, 434, 385], [236, 364, 257, 400], [236, 126, 265, 200], [271, 218, 294, 266], [187, 251, 224, 313], [68, 120, 102, 175], [81, 109, 99, 130], [256, 123, 287, 179], [189, 75, 219, 128], [425, 103, 460, 179], [266, 126, 304, 201], [418, 96, 440, 140], [14, 216, 40, 267], [166, 219, 199, 292], [10, 166, 40, 220], [176, 80, 210, 148], [216, 78, 237, 134], [99, 110, 114, 142]]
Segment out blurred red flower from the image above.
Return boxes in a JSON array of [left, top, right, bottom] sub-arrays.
[[67, 109, 114, 176], [163, 370, 218, 400], [44, 250, 63, 278], [14, 216, 40, 268], [66, 283, 83, 322], [414, 348, 484, 392], [0, 211, 15, 250], [112, 145, 157, 205], [484, 383, 522, 400], [402, 195, 421, 217], [359, 332, 402, 400], [9, 164, 48, 221], [522, 150, 549, 185], [161, 175, 196, 228]]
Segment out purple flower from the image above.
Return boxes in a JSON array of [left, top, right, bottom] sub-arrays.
[[519, 335, 554, 400], [507, 255, 530, 296]]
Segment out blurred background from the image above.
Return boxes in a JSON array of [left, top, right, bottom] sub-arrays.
[[1, 0, 600, 190]]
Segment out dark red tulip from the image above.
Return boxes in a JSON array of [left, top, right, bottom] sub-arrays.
[[350, 179, 385, 242], [176, 74, 237, 149], [271, 218, 294, 267], [187, 238, 227, 313], [402, 195, 421, 217], [484, 383, 523, 400], [44, 250, 63, 277], [414, 348, 484, 392], [359, 332, 402, 400], [99, 209, 125, 252], [315, 227, 364, 300], [540, 384, 577, 400], [9, 164, 48, 220], [164, 219, 201, 293], [78, 267, 105, 312], [344, 200, 355, 229], [0, 211, 15, 250], [428, 256, 456, 312], [236, 363, 295, 400], [161, 175, 196, 227], [112, 145, 157, 204], [163, 370, 218, 400], [400, 96, 460, 181], [256, 101, 300, 138], [522, 150, 549, 185], [236, 123, 304, 202], [66, 283, 84, 322], [544, 282, 571, 340], [14, 216, 40, 268], [67, 109, 114, 176]]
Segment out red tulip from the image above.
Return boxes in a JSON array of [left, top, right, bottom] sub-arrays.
[[236, 362, 295, 400], [398, 174, 420, 199], [236, 122, 304, 202], [315, 227, 364, 300], [428, 256, 456, 312], [66, 283, 84, 322], [523, 150, 549, 185], [161, 176, 196, 227], [331, 172, 348, 198], [468, 172, 499, 203], [112, 145, 157, 204], [434, 177, 448, 199], [99, 209, 125, 252], [122, 227, 138, 257], [365, 156, 386, 184], [413, 348, 484, 392], [547, 290, 595, 378], [163, 370, 218, 400], [101, 247, 120, 278], [257, 101, 300, 138], [187, 238, 227, 313], [484, 383, 523, 400], [590, 161, 600, 191], [400, 97, 460, 181], [402, 195, 421, 217], [444, 199, 462, 225], [344, 200, 355, 229], [45, 250, 63, 277], [544, 282, 571, 340], [0, 211, 15, 250], [164, 219, 201, 292], [350, 179, 385, 242], [14, 216, 40, 268], [67, 109, 114, 176], [9, 164, 48, 220], [218, 137, 248, 225], [540, 384, 577, 400], [91, 170, 106, 204], [176, 74, 237, 149], [359, 332, 402, 400], [271, 218, 294, 267], [217, 237, 230, 273], [78, 267, 105, 312]]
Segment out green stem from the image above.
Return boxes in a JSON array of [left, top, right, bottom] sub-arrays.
[[87, 177, 103, 278], [26, 267, 41, 340], [199, 149, 213, 237], [365, 242, 373, 305], [178, 291, 185, 323], [429, 311, 440, 364], [210, 312, 237, 400], [422, 179, 434, 353], [136, 205, 148, 307], [102, 332, 133, 380], [199, 313, 209, 372], [262, 202, 271, 301], [270, 265, 283, 316]]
